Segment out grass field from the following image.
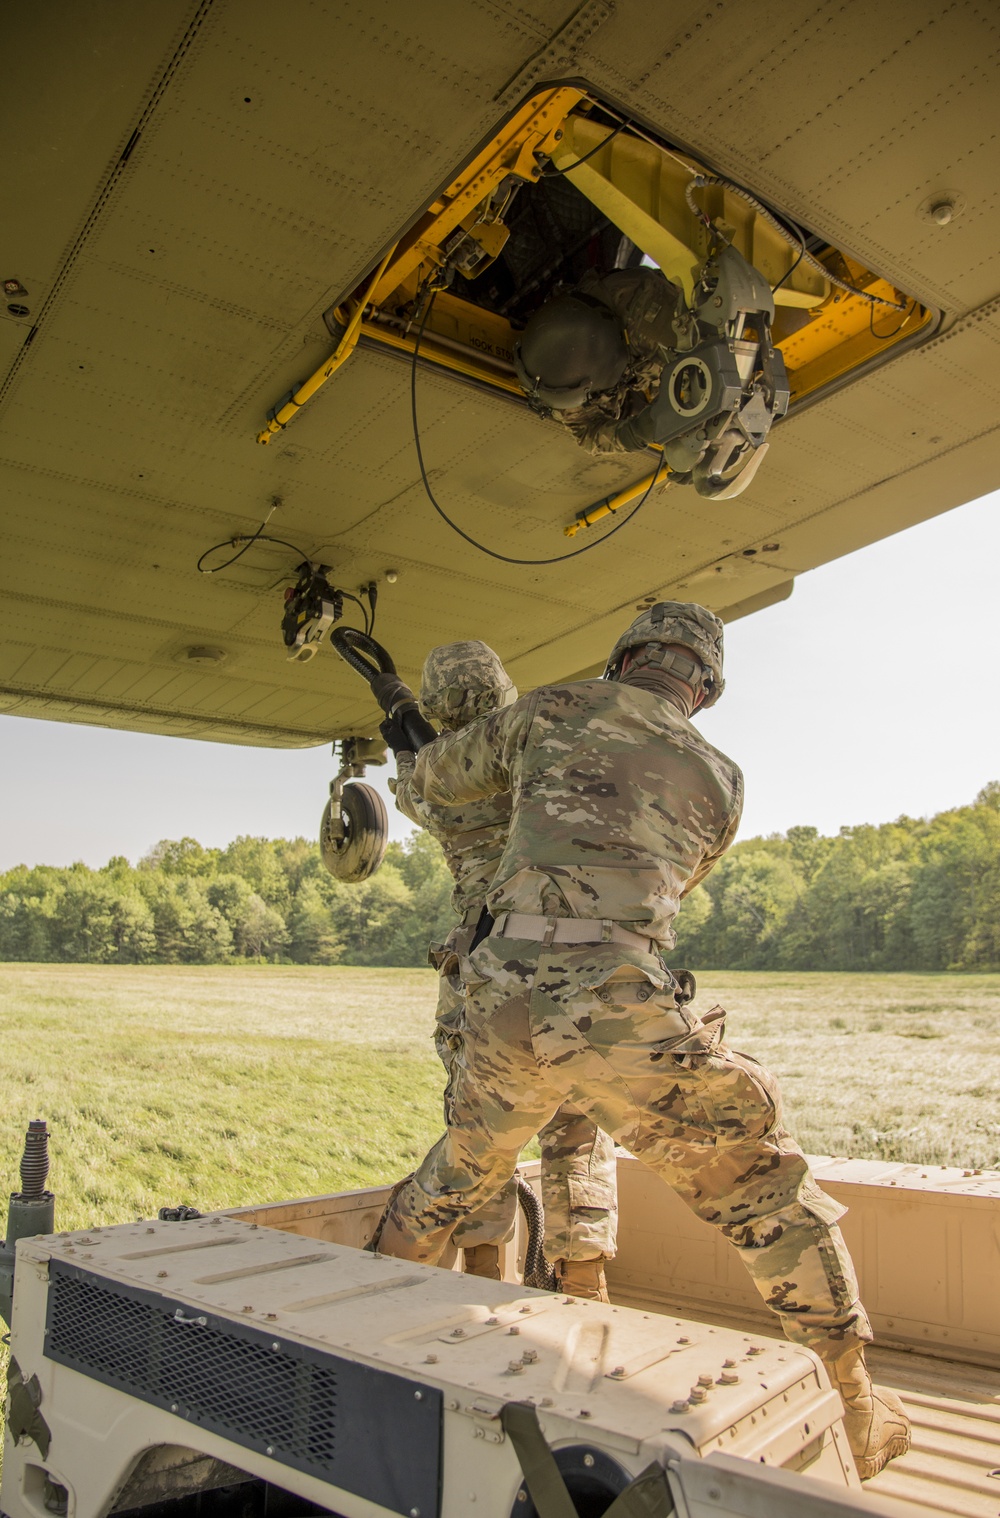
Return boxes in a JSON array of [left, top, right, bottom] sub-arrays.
[[2, 963, 998, 1238]]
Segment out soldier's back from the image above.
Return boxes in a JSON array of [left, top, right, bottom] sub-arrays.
[[487, 678, 742, 945]]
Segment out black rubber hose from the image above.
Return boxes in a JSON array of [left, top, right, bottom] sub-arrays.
[[401, 707, 438, 751], [331, 626, 437, 751], [330, 626, 397, 682], [517, 1175, 557, 1291]]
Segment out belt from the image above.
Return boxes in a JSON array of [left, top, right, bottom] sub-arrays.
[[490, 912, 657, 953]]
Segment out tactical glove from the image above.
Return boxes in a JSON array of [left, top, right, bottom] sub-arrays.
[[379, 713, 414, 758], [370, 674, 437, 754]]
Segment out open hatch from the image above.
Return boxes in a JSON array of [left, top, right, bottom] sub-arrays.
[[258, 87, 933, 467]]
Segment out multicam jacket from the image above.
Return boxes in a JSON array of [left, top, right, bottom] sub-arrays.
[[406, 678, 743, 947], [392, 755, 512, 917]]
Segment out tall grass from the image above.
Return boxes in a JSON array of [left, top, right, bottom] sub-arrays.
[[3, 965, 999, 1234], [2, 964, 998, 1474], [1, 965, 448, 1231]]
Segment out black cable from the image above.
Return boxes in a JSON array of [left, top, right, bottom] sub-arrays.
[[339, 590, 371, 636], [196, 519, 270, 573], [331, 627, 397, 681], [197, 532, 311, 574], [771, 224, 807, 296], [686, 174, 907, 311], [411, 294, 665, 565], [199, 531, 370, 637], [539, 116, 630, 177], [517, 1176, 557, 1291], [869, 299, 915, 341]]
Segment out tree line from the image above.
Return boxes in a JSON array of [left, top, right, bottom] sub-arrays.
[[0, 833, 455, 968], [1, 783, 997, 970], [672, 782, 1000, 972]]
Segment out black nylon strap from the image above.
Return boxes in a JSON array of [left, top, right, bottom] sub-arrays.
[[501, 1403, 578, 1518], [603, 1463, 675, 1518], [501, 1404, 675, 1518]]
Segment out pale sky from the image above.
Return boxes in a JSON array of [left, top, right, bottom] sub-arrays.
[[1, 489, 997, 871]]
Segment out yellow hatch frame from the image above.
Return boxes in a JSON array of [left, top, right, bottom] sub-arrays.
[[256, 87, 932, 528]]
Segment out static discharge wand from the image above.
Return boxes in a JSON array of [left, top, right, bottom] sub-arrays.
[[330, 627, 437, 753]]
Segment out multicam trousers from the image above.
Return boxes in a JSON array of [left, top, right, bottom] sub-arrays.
[[381, 937, 872, 1352], [432, 937, 617, 1258]]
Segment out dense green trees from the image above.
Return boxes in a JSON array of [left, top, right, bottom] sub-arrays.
[[0, 832, 455, 967], [1, 785, 997, 968], [673, 783, 1000, 971]]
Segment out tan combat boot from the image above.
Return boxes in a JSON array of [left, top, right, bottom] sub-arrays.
[[555, 1256, 610, 1302], [821, 1346, 911, 1480], [463, 1244, 502, 1280]]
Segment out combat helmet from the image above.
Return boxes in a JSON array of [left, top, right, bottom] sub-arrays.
[[604, 601, 725, 708], [419, 640, 517, 731], [514, 293, 629, 410]]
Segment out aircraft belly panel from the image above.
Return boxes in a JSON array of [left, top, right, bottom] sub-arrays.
[[1, 0, 997, 742]]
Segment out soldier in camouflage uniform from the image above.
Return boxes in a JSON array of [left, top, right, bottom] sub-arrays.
[[390, 640, 618, 1298], [375, 604, 910, 1482], [513, 265, 686, 454]]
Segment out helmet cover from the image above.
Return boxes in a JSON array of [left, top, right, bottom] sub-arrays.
[[514, 293, 628, 410], [604, 601, 725, 708], [419, 640, 517, 730]]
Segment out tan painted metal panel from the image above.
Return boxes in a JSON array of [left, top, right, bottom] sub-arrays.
[[1, 0, 998, 743], [608, 1157, 1000, 1369]]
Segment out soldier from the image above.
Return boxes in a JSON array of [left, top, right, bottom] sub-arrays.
[[390, 640, 618, 1299], [373, 604, 910, 1482], [513, 248, 787, 499], [513, 265, 684, 456]]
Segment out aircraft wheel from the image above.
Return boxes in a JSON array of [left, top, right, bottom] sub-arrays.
[[319, 782, 388, 882]]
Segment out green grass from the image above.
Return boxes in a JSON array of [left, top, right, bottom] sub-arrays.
[[702, 970, 1000, 1170], [2, 964, 998, 1239], [0, 964, 450, 1232]]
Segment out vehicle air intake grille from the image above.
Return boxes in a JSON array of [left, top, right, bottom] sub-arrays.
[[45, 1260, 441, 1518]]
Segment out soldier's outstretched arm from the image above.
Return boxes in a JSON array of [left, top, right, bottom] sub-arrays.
[[390, 753, 425, 828], [410, 695, 535, 805]]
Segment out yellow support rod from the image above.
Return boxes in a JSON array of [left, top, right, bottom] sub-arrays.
[[255, 89, 579, 444], [367, 87, 582, 308], [256, 246, 397, 445], [563, 461, 668, 537]]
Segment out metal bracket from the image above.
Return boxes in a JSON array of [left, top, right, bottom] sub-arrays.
[[326, 737, 388, 841]]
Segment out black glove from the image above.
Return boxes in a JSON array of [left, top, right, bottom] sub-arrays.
[[379, 713, 413, 757]]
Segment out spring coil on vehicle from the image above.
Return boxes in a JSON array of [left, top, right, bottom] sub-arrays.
[[19, 1120, 50, 1198]]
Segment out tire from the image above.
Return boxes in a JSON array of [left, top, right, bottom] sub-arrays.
[[319, 782, 389, 882]]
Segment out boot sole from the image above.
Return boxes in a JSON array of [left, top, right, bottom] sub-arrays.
[[857, 1434, 911, 1482]]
